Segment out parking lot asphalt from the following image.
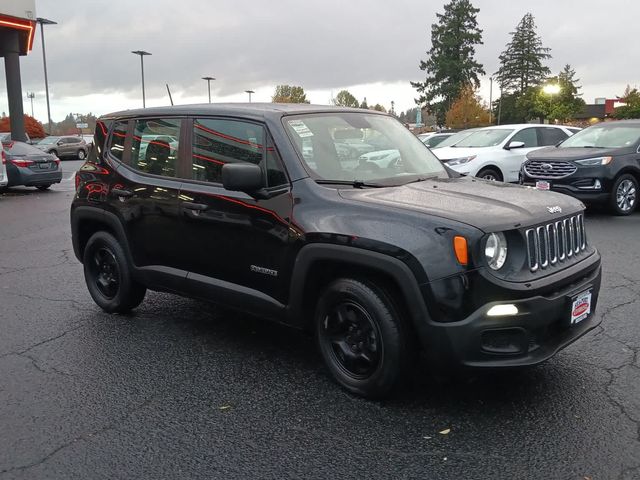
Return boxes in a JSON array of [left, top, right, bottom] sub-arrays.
[[0, 161, 639, 479]]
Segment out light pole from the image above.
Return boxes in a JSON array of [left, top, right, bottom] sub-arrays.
[[202, 76, 215, 103], [489, 77, 493, 124], [245, 90, 254, 103], [131, 50, 151, 107], [26, 92, 35, 117], [37, 17, 57, 135], [542, 84, 561, 123]]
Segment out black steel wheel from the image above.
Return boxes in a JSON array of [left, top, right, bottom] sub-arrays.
[[315, 278, 414, 399], [610, 174, 637, 216], [83, 231, 146, 313]]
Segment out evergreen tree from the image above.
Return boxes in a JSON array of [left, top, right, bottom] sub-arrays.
[[496, 13, 551, 95], [535, 64, 586, 122], [411, 0, 485, 125], [613, 85, 640, 119], [333, 90, 360, 108]]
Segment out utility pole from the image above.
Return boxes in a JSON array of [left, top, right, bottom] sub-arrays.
[[27, 92, 35, 117], [245, 90, 255, 103], [489, 77, 493, 124], [202, 76, 215, 103], [37, 17, 57, 135], [131, 50, 152, 107]]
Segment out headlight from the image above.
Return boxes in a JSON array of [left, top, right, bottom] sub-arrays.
[[485, 232, 508, 270], [575, 156, 613, 166], [446, 155, 476, 166]]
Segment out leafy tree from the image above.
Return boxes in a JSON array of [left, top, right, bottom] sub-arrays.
[[272, 85, 309, 103], [333, 90, 360, 108], [533, 65, 586, 122], [360, 97, 369, 109], [0, 115, 46, 139], [496, 13, 551, 95], [493, 92, 524, 124], [612, 85, 640, 119], [372, 104, 387, 113], [445, 84, 491, 128], [411, 0, 485, 125]]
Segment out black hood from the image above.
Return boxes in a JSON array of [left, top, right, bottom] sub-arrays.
[[527, 146, 633, 161], [338, 176, 583, 232]]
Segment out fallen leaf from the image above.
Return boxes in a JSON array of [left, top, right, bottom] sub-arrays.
[[439, 428, 451, 435], [423, 436, 432, 440], [219, 405, 232, 411]]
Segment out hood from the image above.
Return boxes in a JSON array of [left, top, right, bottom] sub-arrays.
[[527, 146, 631, 161], [432, 146, 487, 161], [338, 176, 583, 232]]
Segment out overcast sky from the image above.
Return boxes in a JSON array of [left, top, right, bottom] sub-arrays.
[[1, 0, 638, 122]]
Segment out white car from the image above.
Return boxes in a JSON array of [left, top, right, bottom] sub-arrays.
[[0, 147, 7, 189], [358, 149, 400, 168], [433, 124, 577, 182]]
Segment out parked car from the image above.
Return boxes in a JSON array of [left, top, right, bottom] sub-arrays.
[[35, 135, 89, 160], [521, 120, 640, 215], [420, 132, 455, 148], [0, 131, 31, 143], [71, 104, 601, 399], [1, 140, 62, 191], [357, 149, 400, 168], [434, 124, 576, 182], [0, 148, 7, 189], [431, 128, 480, 149]]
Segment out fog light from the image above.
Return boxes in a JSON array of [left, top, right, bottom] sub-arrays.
[[487, 304, 519, 317]]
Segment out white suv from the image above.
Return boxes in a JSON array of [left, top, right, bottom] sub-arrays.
[[433, 124, 577, 182]]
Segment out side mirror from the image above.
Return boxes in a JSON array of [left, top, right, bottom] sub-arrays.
[[505, 140, 525, 150], [222, 163, 263, 194], [57, 140, 64, 146]]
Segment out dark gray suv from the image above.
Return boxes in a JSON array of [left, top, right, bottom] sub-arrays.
[[35, 135, 88, 160]]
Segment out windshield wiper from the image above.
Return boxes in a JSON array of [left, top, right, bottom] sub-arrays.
[[315, 179, 386, 188]]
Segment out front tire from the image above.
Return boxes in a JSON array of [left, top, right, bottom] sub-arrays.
[[77, 149, 86, 160], [83, 231, 146, 313], [610, 174, 637, 216], [477, 167, 502, 182], [315, 278, 413, 399]]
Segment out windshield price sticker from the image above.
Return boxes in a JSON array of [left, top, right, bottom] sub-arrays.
[[288, 120, 314, 137]]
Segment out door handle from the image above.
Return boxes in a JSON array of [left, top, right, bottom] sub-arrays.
[[182, 202, 208, 211], [111, 188, 133, 198]]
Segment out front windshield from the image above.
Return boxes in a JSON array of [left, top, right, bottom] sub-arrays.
[[454, 129, 514, 148], [284, 113, 447, 184], [38, 137, 59, 145], [560, 124, 640, 149]]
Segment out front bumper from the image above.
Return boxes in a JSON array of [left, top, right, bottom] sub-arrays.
[[520, 165, 615, 204], [425, 256, 602, 368]]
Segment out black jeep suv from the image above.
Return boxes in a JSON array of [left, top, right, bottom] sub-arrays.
[[71, 104, 602, 398]]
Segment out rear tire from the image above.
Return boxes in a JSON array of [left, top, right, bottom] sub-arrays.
[[36, 184, 51, 191], [50, 149, 58, 158], [315, 278, 414, 399], [609, 174, 637, 216], [477, 167, 502, 182], [83, 231, 146, 313]]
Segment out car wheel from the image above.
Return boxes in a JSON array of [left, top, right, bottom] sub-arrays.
[[36, 184, 51, 191], [477, 168, 502, 182], [610, 174, 638, 216], [83, 231, 146, 313], [315, 278, 414, 399], [78, 149, 86, 160], [50, 149, 58, 158]]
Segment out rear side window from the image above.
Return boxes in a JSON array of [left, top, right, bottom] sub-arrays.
[[192, 118, 264, 183], [130, 118, 181, 177], [511, 128, 538, 147], [539, 127, 568, 146], [109, 121, 128, 161], [89, 120, 110, 163]]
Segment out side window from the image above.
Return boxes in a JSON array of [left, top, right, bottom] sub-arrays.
[[109, 121, 128, 161], [192, 118, 264, 183], [511, 128, 538, 147], [539, 127, 568, 146], [130, 118, 181, 177], [90, 120, 111, 163]]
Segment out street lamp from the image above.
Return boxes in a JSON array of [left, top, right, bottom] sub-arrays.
[[36, 17, 57, 135], [542, 84, 561, 95], [26, 92, 35, 117], [131, 50, 152, 107], [245, 90, 255, 103], [202, 76, 215, 103]]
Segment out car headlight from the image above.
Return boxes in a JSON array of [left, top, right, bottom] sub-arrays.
[[485, 232, 508, 270], [575, 156, 613, 166], [446, 155, 476, 166]]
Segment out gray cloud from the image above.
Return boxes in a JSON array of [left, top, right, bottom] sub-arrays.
[[6, 0, 640, 112]]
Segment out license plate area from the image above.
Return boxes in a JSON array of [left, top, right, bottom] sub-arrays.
[[38, 162, 50, 169], [536, 180, 551, 190], [570, 290, 592, 325]]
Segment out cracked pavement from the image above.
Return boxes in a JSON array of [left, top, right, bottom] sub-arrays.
[[0, 162, 639, 479]]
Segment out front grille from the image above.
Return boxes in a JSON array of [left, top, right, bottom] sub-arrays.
[[524, 160, 577, 179], [525, 214, 586, 272]]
